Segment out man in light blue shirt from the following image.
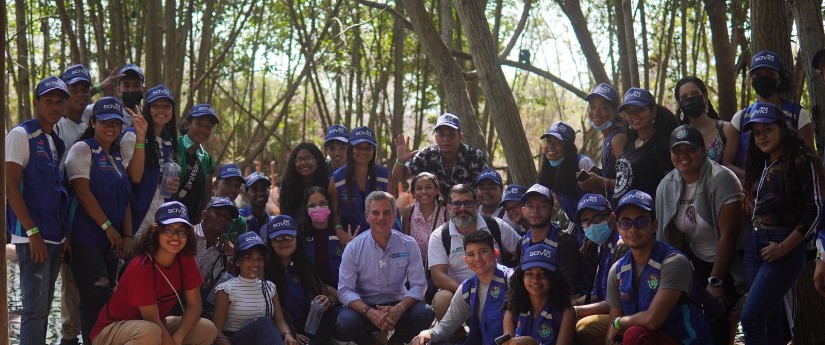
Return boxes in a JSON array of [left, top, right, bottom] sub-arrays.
[[337, 191, 434, 344]]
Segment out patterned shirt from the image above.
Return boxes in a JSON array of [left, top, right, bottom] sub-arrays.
[[194, 224, 226, 287], [406, 142, 488, 199]]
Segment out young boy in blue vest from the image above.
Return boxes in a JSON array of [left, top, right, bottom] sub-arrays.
[[411, 230, 511, 345], [605, 190, 710, 345], [6, 76, 71, 345]]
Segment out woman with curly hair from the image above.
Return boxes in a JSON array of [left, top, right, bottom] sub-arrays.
[[673, 76, 732, 163], [279, 142, 329, 218], [503, 243, 575, 345], [265, 215, 340, 345], [90, 201, 216, 345], [740, 102, 824, 345]]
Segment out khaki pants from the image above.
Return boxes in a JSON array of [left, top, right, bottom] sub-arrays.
[[60, 262, 82, 340], [575, 314, 610, 345], [432, 289, 455, 321], [92, 316, 216, 345]]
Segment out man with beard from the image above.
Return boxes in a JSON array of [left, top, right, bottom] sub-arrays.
[[324, 124, 349, 177], [519, 184, 591, 297], [428, 184, 520, 322]]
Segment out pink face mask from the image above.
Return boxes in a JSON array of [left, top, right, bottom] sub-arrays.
[[308, 206, 331, 222]]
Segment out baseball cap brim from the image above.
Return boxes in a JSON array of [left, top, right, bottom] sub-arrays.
[[742, 117, 780, 132], [268, 229, 297, 240], [584, 93, 616, 104], [540, 132, 565, 141], [499, 198, 521, 208], [146, 95, 176, 105], [350, 138, 377, 146], [618, 100, 650, 112], [246, 176, 272, 189], [669, 141, 702, 150], [64, 77, 92, 86], [95, 113, 125, 122], [576, 204, 609, 218], [237, 241, 269, 252], [521, 190, 552, 202], [615, 203, 653, 215], [38, 87, 70, 98], [521, 261, 556, 272], [749, 63, 780, 73], [188, 113, 219, 123], [324, 136, 349, 144], [159, 217, 192, 227], [435, 122, 460, 130]]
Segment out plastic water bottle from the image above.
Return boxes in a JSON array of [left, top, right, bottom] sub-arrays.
[[160, 161, 181, 198], [304, 299, 324, 335]]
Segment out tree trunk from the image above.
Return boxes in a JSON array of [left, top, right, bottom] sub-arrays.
[[555, 0, 610, 84], [391, 0, 406, 159], [453, 0, 535, 184], [638, 0, 649, 90], [680, 0, 687, 77], [656, 0, 675, 104], [750, 0, 794, 99], [14, 0, 31, 123], [621, 0, 640, 87], [790, 0, 825, 154], [195, 0, 218, 101], [143, 0, 163, 86], [110, 0, 126, 70], [440, 0, 453, 48], [613, 0, 631, 92], [75, 0, 89, 65], [401, 0, 486, 152], [1, 0, 10, 337], [703, 0, 738, 120], [55, 0, 81, 64]]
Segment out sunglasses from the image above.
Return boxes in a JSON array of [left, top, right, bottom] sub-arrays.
[[617, 217, 651, 230]]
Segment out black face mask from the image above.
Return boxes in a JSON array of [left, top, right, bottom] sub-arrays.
[[752, 76, 778, 98], [679, 95, 706, 118], [122, 91, 143, 109]]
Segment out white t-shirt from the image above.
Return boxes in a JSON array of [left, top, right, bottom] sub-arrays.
[[5, 126, 61, 244], [673, 182, 716, 262], [215, 276, 277, 333], [55, 116, 87, 169], [427, 214, 520, 282], [65, 141, 125, 182], [731, 107, 811, 130]]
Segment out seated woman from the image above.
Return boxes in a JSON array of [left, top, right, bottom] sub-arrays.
[[266, 215, 341, 345], [90, 201, 216, 345], [212, 231, 297, 345], [297, 186, 343, 287], [504, 243, 575, 345]]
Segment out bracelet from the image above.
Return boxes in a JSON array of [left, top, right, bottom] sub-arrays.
[[335, 224, 343, 230], [395, 158, 406, 166], [95, 83, 102, 94], [362, 305, 371, 315], [613, 316, 622, 331], [573, 306, 578, 319], [101, 220, 112, 231], [26, 227, 40, 237], [134, 143, 145, 149]]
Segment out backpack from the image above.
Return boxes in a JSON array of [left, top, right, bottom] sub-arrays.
[[440, 215, 517, 267]]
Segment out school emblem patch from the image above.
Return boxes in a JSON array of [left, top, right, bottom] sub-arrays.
[[539, 323, 553, 338], [647, 273, 659, 289], [335, 246, 343, 257], [490, 286, 500, 298]]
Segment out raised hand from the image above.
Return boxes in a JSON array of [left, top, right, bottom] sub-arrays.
[[394, 134, 419, 163]]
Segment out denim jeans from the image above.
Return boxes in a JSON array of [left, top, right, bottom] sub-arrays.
[[228, 316, 284, 345], [336, 301, 434, 344], [17, 242, 63, 345], [741, 227, 805, 345], [70, 244, 120, 345]]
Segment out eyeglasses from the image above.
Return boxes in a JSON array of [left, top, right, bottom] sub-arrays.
[[307, 200, 329, 208], [617, 217, 651, 230], [98, 119, 123, 128], [449, 200, 475, 209], [295, 156, 316, 165], [273, 235, 295, 243], [580, 213, 611, 228], [160, 227, 189, 238]]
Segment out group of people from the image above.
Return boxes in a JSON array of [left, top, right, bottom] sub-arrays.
[[6, 48, 825, 345]]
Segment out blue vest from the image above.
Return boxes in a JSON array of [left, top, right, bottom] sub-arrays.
[[332, 164, 389, 232], [6, 119, 68, 242], [303, 225, 343, 286], [616, 242, 710, 345], [554, 155, 591, 246], [591, 230, 620, 301], [461, 265, 511, 345], [125, 129, 175, 229], [239, 206, 273, 238], [735, 99, 801, 168], [520, 224, 561, 254], [69, 139, 132, 250], [282, 265, 310, 324], [514, 300, 564, 345]]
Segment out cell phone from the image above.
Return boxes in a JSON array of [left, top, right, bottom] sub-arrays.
[[495, 334, 512, 345], [577, 170, 590, 182]]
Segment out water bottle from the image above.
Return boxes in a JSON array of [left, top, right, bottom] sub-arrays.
[[304, 299, 324, 335], [161, 161, 181, 198]]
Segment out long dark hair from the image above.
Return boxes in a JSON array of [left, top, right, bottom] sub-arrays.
[[134, 222, 197, 257], [505, 266, 572, 314], [297, 186, 333, 232], [743, 120, 824, 214], [344, 142, 378, 204], [144, 99, 179, 168], [537, 140, 579, 197], [626, 104, 679, 142], [234, 246, 276, 317], [265, 235, 326, 306], [411, 172, 442, 205], [279, 143, 329, 217], [673, 76, 720, 124], [79, 115, 123, 154]]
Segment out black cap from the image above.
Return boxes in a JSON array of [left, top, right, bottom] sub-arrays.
[[669, 124, 704, 150]]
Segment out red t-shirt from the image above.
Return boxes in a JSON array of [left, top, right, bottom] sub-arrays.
[[90, 253, 203, 341]]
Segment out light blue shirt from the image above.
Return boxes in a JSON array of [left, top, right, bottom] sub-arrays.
[[338, 229, 427, 306]]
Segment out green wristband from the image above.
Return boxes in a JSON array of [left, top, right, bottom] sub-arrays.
[[613, 316, 622, 330], [26, 227, 40, 237], [95, 83, 102, 94], [101, 220, 112, 231]]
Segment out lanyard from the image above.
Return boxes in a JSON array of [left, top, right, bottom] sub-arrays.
[[752, 159, 780, 223]]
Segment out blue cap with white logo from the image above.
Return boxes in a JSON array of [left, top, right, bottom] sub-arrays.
[[145, 84, 175, 105], [541, 121, 575, 143], [349, 126, 377, 146], [618, 87, 655, 112], [235, 231, 269, 252], [119, 64, 145, 81], [217, 163, 243, 181], [35, 76, 70, 98], [576, 193, 612, 218], [188, 104, 219, 123], [325, 124, 350, 144], [92, 97, 126, 123], [245, 172, 271, 189], [585, 83, 619, 106], [205, 196, 239, 218], [61, 64, 93, 85], [155, 201, 192, 226], [499, 184, 527, 207], [435, 113, 461, 130], [267, 215, 298, 239], [742, 102, 783, 132], [750, 50, 783, 73], [615, 189, 654, 215], [475, 168, 503, 186], [521, 243, 557, 272]]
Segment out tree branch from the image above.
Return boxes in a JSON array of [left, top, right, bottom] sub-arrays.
[[498, 0, 532, 60], [356, 0, 413, 30]]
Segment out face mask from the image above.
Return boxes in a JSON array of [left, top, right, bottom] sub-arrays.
[[584, 221, 611, 244], [308, 206, 331, 222], [547, 156, 565, 168], [122, 91, 143, 109], [751, 76, 778, 99], [589, 119, 613, 131], [679, 95, 705, 118]]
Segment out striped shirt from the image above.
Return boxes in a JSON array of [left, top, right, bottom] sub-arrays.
[[215, 276, 276, 332]]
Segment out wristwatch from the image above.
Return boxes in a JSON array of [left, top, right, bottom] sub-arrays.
[[708, 276, 723, 287]]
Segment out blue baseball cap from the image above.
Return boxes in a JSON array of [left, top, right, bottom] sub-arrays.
[[349, 126, 377, 146], [576, 193, 612, 218], [750, 50, 783, 73], [119, 64, 145, 81], [245, 172, 271, 189], [61, 64, 93, 85], [205, 196, 239, 218], [145, 84, 175, 105], [188, 104, 219, 123], [266, 215, 297, 239], [521, 243, 557, 272], [742, 102, 783, 132], [325, 124, 350, 144], [585, 83, 619, 106], [155, 201, 192, 226], [35, 76, 70, 98], [618, 87, 655, 112], [217, 163, 243, 181], [435, 113, 461, 130], [92, 97, 126, 122], [521, 184, 553, 204], [475, 168, 503, 186], [614, 189, 654, 215], [540, 121, 575, 143], [235, 231, 269, 252], [499, 184, 527, 207]]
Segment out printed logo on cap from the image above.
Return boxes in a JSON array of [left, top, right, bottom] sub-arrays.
[[168, 206, 187, 216], [480, 170, 498, 178], [225, 166, 240, 174], [330, 127, 346, 134], [624, 190, 648, 202], [529, 248, 554, 259], [353, 129, 373, 138], [70, 67, 90, 76], [505, 188, 520, 196], [271, 219, 291, 228], [197, 105, 214, 113], [151, 88, 172, 96], [595, 85, 612, 94], [753, 106, 770, 115], [753, 54, 775, 63], [579, 195, 600, 207], [103, 103, 122, 112], [552, 123, 567, 132], [676, 129, 687, 139], [45, 79, 68, 89], [626, 90, 642, 99]]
